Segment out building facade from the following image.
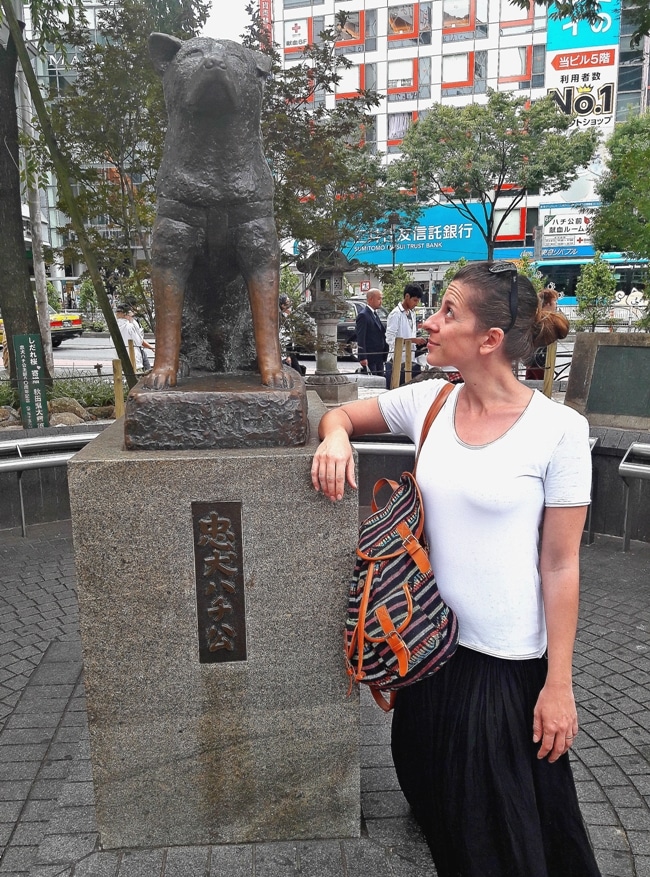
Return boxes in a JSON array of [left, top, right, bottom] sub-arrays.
[[269, 0, 649, 293]]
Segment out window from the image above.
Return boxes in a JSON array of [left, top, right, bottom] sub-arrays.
[[336, 11, 363, 45], [388, 3, 432, 47], [499, 0, 546, 32], [387, 111, 415, 152], [443, 0, 488, 42], [335, 8, 377, 53], [518, 43, 546, 89], [498, 46, 532, 83], [284, 0, 323, 6], [441, 50, 487, 95], [386, 57, 430, 102], [336, 63, 365, 98], [419, 56, 432, 98], [388, 58, 416, 89], [494, 207, 527, 242], [284, 18, 312, 53]]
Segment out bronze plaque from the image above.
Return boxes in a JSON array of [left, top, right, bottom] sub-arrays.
[[192, 502, 247, 663]]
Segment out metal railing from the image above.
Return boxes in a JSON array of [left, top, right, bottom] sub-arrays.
[[0, 432, 101, 537]]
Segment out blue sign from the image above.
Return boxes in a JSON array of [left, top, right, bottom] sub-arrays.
[[344, 204, 489, 266], [495, 244, 596, 260], [547, 0, 620, 50]]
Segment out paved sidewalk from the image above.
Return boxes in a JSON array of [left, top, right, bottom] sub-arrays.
[[0, 521, 648, 877]]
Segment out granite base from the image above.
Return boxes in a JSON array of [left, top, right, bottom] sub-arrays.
[[305, 374, 358, 405], [124, 370, 309, 450], [67, 396, 360, 848]]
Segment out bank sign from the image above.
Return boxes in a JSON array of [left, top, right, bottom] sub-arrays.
[[345, 204, 488, 266]]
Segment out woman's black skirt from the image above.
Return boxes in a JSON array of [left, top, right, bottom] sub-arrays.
[[391, 646, 602, 877]]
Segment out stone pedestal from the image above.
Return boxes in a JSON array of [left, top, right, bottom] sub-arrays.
[[67, 396, 360, 848], [124, 370, 309, 450], [306, 373, 358, 405]]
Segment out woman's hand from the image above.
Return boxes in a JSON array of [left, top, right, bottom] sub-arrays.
[[532, 680, 579, 762], [311, 427, 357, 501], [311, 398, 388, 501]]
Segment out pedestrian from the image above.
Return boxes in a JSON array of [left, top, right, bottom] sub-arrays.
[[384, 283, 428, 388], [115, 304, 154, 372], [355, 288, 388, 376], [311, 261, 600, 877]]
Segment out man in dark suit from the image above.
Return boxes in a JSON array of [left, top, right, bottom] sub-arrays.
[[355, 288, 388, 376]]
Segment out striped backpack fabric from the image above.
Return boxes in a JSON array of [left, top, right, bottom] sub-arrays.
[[345, 382, 458, 711]]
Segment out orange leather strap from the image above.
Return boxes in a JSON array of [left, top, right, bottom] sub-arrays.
[[414, 382, 454, 476]]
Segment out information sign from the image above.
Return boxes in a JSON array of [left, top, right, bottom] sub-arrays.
[[13, 334, 49, 429]]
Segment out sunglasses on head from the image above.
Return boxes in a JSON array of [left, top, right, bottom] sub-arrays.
[[488, 261, 519, 333]]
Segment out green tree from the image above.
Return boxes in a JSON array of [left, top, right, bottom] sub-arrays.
[[388, 90, 598, 259], [442, 258, 469, 290], [380, 265, 414, 312], [48, 0, 191, 328], [0, 23, 49, 387], [0, 0, 208, 388], [575, 253, 617, 332], [242, 6, 416, 287], [592, 112, 650, 259]]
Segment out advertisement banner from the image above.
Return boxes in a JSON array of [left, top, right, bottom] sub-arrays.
[[345, 204, 488, 266], [542, 209, 594, 247], [546, 47, 617, 133], [546, 0, 621, 50]]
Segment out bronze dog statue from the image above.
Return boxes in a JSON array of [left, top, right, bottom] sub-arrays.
[[145, 33, 285, 389]]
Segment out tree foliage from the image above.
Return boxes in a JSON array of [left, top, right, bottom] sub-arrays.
[[49, 0, 209, 325], [381, 265, 414, 312], [591, 112, 650, 260], [388, 89, 598, 258], [241, 5, 417, 286], [575, 252, 617, 332]]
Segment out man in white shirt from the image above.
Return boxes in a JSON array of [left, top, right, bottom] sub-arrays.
[[385, 284, 428, 388], [116, 304, 154, 371]]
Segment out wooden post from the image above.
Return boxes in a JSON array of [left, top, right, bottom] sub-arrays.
[[404, 339, 413, 384], [128, 340, 136, 371], [542, 342, 557, 398], [391, 338, 404, 389], [113, 360, 125, 418]]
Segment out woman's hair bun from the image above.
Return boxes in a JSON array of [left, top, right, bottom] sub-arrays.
[[532, 288, 569, 348]]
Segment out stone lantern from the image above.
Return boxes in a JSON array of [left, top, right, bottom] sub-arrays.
[[298, 249, 359, 405]]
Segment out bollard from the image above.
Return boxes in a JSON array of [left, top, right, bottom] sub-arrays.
[[391, 338, 403, 389], [543, 342, 557, 398], [113, 360, 125, 418]]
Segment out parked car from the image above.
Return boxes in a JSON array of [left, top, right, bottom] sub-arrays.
[[285, 298, 388, 359], [0, 305, 84, 349]]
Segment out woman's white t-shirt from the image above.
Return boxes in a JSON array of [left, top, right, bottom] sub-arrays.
[[378, 380, 592, 660]]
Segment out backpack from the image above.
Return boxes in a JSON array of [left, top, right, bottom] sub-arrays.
[[345, 382, 458, 711]]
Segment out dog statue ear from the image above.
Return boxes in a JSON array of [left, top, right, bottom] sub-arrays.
[[149, 33, 183, 76], [253, 51, 273, 77]]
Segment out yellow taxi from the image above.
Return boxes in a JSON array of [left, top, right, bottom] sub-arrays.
[[0, 305, 84, 349]]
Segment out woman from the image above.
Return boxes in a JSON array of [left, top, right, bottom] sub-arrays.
[[311, 262, 601, 877]]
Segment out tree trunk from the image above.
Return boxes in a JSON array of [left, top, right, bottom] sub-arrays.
[[28, 181, 54, 373], [0, 0, 137, 388], [0, 32, 50, 386]]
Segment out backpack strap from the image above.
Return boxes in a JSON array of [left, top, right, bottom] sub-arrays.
[[413, 382, 454, 476]]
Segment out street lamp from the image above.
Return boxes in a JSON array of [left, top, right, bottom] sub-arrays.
[[388, 212, 400, 271]]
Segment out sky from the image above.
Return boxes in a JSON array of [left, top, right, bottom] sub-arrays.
[[202, 0, 254, 42]]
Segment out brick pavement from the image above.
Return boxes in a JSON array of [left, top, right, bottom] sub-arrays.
[[0, 521, 648, 877]]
